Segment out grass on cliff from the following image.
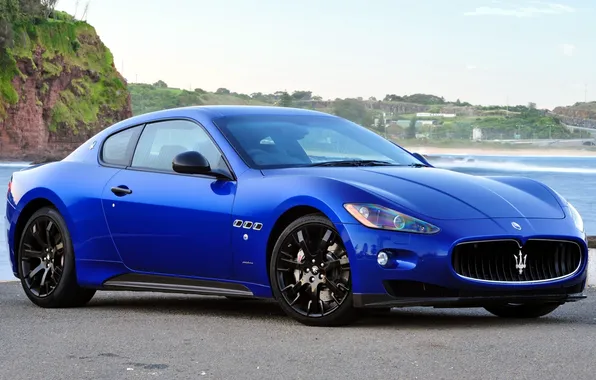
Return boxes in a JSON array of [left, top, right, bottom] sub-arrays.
[[0, 50, 20, 117], [0, 10, 128, 132], [130, 83, 268, 115]]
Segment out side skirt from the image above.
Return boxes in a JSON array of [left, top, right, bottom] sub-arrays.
[[102, 273, 254, 298]]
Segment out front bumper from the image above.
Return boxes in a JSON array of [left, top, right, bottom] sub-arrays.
[[337, 218, 589, 308]]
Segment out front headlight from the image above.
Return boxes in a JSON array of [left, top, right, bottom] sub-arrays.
[[568, 202, 584, 232], [344, 203, 440, 234]]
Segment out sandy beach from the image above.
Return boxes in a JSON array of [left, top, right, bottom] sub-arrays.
[[403, 146, 596, 157]]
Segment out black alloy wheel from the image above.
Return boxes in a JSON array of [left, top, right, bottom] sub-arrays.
[[20, 214, 65, 298], [270, 214, 358, 326], [18, 207, 96, 308]]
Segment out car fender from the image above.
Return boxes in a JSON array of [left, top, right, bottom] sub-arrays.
[[8, 186, 76, 269]]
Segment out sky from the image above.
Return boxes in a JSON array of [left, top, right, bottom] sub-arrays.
[[56, 0, 595, 109]]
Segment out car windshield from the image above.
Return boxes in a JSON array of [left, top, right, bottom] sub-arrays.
[[212, 114, 423, 169]]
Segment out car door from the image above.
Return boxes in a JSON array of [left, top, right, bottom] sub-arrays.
[[100, 118, 237, 280]]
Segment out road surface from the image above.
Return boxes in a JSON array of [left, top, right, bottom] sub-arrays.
[[1, 282, 595, 380]]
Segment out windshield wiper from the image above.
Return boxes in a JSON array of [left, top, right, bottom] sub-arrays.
[[309, 159, 399, 167], [407, 163, 428, 168]]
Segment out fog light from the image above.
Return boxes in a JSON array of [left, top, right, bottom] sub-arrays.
[[377, 251, 389, 266]]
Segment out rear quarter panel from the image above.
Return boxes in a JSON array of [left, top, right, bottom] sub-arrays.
[[8, 161, 123, 272]]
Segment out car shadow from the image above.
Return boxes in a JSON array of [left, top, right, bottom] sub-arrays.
[[82, 292, 590, 328]]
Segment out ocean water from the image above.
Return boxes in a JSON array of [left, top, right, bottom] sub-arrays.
[[1, 155, 595, 281]]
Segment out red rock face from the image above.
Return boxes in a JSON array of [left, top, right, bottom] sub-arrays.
[[0, 48, 132, 162]]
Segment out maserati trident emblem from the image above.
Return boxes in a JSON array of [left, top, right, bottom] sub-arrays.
[[511, 222, 522, 231], [514, 251, 527, 275]]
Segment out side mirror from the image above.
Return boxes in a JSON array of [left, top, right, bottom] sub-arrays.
[[411, 152, 433, 167], [173, 151, 211, 174]]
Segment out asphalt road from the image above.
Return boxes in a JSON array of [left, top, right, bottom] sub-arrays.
[[1, 282, 595, 380]]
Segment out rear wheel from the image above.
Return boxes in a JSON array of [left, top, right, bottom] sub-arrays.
[[269, 214, 358, 326], [483, 303, 560, 318], [17, 207, 96, 308]]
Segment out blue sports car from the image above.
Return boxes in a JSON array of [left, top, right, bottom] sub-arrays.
[[4, 106, 589, 326]]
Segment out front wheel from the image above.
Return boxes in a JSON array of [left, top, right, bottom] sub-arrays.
[[483, 303, 560, 318], [17, 207, 96, 308], [269, 214, 358, 326]]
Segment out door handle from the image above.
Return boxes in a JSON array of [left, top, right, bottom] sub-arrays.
[[111, 186, 132, 196]]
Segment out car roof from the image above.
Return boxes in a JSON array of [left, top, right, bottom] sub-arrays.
[[104, 105, 335, 135], [191, 105, 333, 117]]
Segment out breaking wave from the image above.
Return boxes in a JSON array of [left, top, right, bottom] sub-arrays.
[[0, 162, 31, 168], [0, 162, 30, 168], [429, 157, 596, 174]]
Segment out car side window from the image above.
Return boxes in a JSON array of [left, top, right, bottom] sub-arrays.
[[131, 119, 223, 173], [101, 125, 143, 166]]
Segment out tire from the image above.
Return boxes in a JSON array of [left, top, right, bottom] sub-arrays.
[[269, 214, 359, 326], [17, 207, 96, 308], [483, 303, 560, 318]]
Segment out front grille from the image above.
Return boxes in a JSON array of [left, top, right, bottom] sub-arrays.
[[452, 239, 582, 282]]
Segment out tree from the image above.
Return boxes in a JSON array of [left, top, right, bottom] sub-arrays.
[[406, 118, 417, 139], [153, 80, 168, 88], [0, 19, 14, 48], [215, 87, 230, 94], [332, 99, 373, 126], [528, 102, 536, 109], [278, 92, 293, 107], [291, 90, 312, 100], [376, 113, 385, 133], [384, 94, 403, 102], [41, 0, 59, 18]]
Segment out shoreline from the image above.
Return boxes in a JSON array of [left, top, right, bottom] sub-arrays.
[[403, 146, 596, 157]]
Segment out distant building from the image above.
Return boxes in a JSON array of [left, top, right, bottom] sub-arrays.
[[472, 128, 482, 141], [396, 120, 434, 128], [416, 112, 456, 118]]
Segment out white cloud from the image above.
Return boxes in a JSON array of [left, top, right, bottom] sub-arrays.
[[464, 2, 575, 17], [466, 64, 478, 70], [560, 43, 576, 56]]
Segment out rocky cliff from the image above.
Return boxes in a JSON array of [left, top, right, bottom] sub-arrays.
[[0, 11, 132, 161], [552, 102, 596, 129]]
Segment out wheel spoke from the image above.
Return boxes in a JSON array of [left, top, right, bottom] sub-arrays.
[[31, 223, 46, 249], [330, 292, 341, 305], [325, 279, 348, 299], [45, 221, 54, 248], [27, 262, 45, 280], [40, 267, 50, 287], [317, 229, 333, 253], [21, 244, 43, 259], [279, 258, 301, 271], [325, 257, 350, 271], [294, 229, 312, 257], [318, 299, 325, 315], [279, 250, 293, 258], [289, 293, 301, 306]]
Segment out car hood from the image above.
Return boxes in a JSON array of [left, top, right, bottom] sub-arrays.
[[263, 166, 565, 220]]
